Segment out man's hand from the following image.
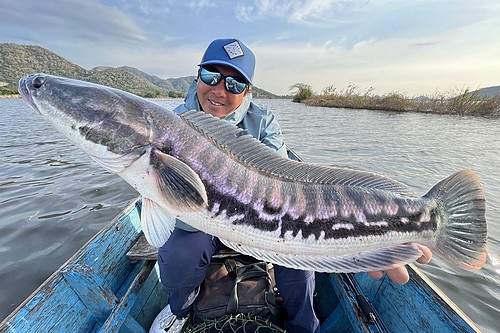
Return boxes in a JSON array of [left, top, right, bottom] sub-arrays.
[[367, 245, 432, 285]]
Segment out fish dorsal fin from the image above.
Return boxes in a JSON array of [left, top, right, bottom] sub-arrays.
[[219, 239, 423, 273], [180, 110, 414, 196]]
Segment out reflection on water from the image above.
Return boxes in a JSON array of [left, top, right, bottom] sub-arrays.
[[0, 98, 498, 331]]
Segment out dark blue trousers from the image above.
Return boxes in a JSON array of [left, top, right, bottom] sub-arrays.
[[158, 228, 320, 333]]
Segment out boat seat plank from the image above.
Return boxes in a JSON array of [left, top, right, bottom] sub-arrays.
[[127, 234, 158, 262], [126, 234, 243, 263]]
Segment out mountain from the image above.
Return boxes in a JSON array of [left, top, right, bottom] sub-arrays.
[[0, 43, 279, 98], [470, 86, 500, 99], [92, 65, 195, 95], [117, 66, 194, 93], [0, 43, 166, 97], [0, 43, 88, 83]]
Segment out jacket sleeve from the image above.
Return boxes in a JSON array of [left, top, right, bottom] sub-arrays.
[[243, 103, 287, 158], [259, 111, 287, 158]]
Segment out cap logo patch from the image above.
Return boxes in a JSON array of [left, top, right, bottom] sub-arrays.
[[223, 41, 244, 59]]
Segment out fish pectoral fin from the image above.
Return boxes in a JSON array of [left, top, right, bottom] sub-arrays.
[[151, 150, 208, 212], [220, 239, 423, 273], [141, 197, 176, 248]]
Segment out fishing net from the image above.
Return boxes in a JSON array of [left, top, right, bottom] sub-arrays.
[[184, 314, 285, 333]]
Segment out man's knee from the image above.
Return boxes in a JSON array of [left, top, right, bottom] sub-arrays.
[[157, 229, 216, 289], [274, 265, 315, 285]]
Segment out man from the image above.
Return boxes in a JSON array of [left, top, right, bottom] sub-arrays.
[[150, 38, 432, 333]]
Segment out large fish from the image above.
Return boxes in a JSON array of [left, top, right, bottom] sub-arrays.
[[18, 74, 488, 273]]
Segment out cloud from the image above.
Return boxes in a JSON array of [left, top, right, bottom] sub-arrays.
[[251, 14, 500, 96], [234, 0, 388, 26], [134, 0, 174, 15], [188, 0, 217, 11], [0, 0, 147, 44], [2, 0, 499, 97], [235, 0, 335, 24], [287, 0, 340, 24]]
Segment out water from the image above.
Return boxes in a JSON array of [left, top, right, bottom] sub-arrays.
[[0, 98, 498, 331]]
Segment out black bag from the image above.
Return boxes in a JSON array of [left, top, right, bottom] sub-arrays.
[[192, 255, 281, 324]]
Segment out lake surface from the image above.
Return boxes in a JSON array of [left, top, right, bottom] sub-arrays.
[[0, 97, 498, 331]]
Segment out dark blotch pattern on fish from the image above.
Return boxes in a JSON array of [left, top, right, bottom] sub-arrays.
[[205, 183, 438, 240], [79, 121, 149, 155]]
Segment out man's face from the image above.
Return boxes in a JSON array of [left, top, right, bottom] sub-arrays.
[[196, 65, 249, 118]]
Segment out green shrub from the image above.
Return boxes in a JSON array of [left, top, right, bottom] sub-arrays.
[[290, 83, 314, 103], [0, 84, 18, 95]]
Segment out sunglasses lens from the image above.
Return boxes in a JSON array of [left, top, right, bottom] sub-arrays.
[[200, 67, 221, 86], [199, 67, 248, 94], [225, 77, 247, 94]]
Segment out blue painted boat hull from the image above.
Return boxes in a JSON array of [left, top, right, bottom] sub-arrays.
[[0, 198, 481, 333]]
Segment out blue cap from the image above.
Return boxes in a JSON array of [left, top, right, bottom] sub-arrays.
[[199, 38, 256, 84]]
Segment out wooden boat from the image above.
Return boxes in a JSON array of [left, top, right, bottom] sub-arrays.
[[0, 147, 482, 332], [0, 196, 481, 333]]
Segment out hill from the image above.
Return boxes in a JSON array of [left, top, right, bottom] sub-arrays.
[[0, 43, 88, 84], [92, 65, 194, 96], [470, 85, 500, 99], [0, 43, 279, 98], [0, 43, 167, 97]]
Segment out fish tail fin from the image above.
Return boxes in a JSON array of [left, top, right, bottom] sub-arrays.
[[426, 169, 487, 269]]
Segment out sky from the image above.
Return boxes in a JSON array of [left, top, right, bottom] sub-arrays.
[[1, 0, 500, 96]]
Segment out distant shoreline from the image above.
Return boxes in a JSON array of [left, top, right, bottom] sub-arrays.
[[6, 91, 500, 118], [291, 84, 500, 118], [301, 96, 500, 118]]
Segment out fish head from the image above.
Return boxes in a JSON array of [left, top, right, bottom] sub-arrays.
[[18, 73, 157, 172]]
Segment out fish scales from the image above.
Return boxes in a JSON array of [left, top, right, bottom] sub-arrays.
[[218, 176, 418, 241], [199, 145, 439, 241], [18, 74, 488, 273], [180, 140, 266, 213]]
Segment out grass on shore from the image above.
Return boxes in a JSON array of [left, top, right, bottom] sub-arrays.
[[294, 84, 500, 117]]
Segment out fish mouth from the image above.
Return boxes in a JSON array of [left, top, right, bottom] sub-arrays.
[[18, 75, 38, 111]]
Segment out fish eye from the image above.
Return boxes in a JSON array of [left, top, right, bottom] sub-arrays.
[[32, 76, 45, 89]]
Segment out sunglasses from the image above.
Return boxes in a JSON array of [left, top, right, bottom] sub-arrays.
[[199, 66, 249, 94]]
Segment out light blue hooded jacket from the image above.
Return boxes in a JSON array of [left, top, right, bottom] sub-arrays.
[[172, 80, 287, 232]]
